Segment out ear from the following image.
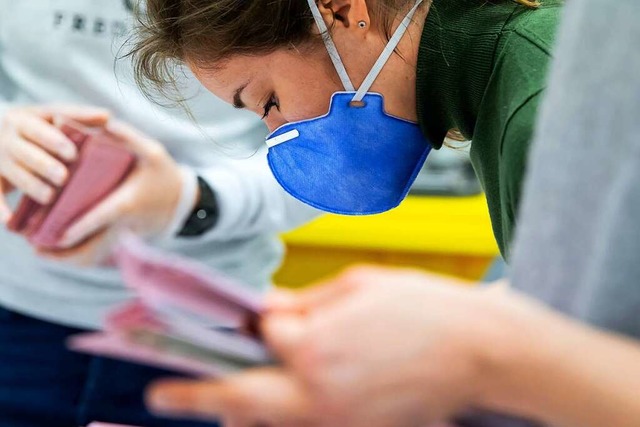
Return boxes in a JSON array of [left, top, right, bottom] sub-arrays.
[[317, 0, 371, 31]]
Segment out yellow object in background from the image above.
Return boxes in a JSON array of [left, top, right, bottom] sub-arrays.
[[275, 194, 500, 287]]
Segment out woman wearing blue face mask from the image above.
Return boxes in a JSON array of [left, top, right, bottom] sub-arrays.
[[132, 0, 560, 261], [126, 1, 591, 426], [121, 0, 640, 426]]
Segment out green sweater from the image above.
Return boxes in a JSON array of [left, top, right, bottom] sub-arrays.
[[416, 0, 563, 259]]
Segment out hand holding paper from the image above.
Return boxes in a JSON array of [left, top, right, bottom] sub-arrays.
[[0, 105, 110, 223], [55, 121, 191, 252], [5, 113, 193, 266], [67, 236, 477, 426], [145, 267, 497, 427], [8, 119, 136, 250]]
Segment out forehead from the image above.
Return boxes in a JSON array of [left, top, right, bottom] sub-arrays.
[[188, 55, 266, 103]]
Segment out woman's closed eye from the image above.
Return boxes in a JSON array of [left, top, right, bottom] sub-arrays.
[[262, 93, 280, 119]]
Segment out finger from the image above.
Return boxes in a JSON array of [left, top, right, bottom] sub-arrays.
[[11, 113, 79, 161], [147, 369, 313, 425], [57, 182, 134, 248], [8, 137, 68, 186], [31, 104, 111, 127], [105, 120, 164, 158], [0, 160, 54, 204], [261, 313, 310, 364]]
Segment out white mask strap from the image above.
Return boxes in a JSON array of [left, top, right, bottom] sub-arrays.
[[352, 0, 424, 102], [307, 0, 355, 91]]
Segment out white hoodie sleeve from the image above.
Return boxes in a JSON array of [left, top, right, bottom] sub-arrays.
[[160, 159, 323, 243], [193, 151, 322, 241]]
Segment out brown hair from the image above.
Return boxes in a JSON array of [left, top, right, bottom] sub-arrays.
[[130, 0, 539, 101]]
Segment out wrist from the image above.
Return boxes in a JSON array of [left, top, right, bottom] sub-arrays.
[[471, 291, 582, 421], [467, 291, 555, 414], [191, 179, 201, 211], [157, 165, 200, 240], [460, 289, 640, 427], [178, 175, 219, 237]]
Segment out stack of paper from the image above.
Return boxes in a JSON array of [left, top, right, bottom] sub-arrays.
[[68, 234, 271, 377]]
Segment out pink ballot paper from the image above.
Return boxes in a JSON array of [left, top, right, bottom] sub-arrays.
[[68, 234, 271, 377], [116, 233, 264, 329]]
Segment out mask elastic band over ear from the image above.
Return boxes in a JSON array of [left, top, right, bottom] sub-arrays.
[[352, 0, 424, 102], [306, 0, 424, 102], [307, 0, 355, 91]]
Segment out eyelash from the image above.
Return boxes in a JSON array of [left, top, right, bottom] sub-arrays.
[[261, 94, 279, 119]]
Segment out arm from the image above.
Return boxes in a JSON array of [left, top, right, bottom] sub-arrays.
[[482, 299, 640, 427], [194, 151, 322, 241], [52, 126, 321, 258], [498, 90, 544, 258], [143, 270, 640, 427], [155, 154, 322, 243]]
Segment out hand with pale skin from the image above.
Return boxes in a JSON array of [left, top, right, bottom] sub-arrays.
[[145, 267, 517, 427], [41, 120, 193, 265], [0, 105, 110, 222], [145, 266, 640, 427]]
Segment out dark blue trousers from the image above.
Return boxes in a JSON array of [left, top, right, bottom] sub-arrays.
[[0, 305, 219, 427]]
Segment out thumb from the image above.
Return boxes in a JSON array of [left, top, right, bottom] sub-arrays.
[[33, 104, 111, 127], [261, 313, 309, 364], [57, 180, 134, 249]]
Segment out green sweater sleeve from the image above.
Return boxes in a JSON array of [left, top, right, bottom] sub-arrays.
[[500, 90, 545, 253]]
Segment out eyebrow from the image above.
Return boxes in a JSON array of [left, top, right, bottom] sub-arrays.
[[233, 83, 249, 109]]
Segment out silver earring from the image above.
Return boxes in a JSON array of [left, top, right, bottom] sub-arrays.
[[358, 20, 367, 29]]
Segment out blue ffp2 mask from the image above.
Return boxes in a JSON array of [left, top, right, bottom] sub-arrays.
[[265, 0, 431, 215]]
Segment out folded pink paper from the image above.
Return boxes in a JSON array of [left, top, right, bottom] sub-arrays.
[[68, 235, 271, 376], [7, 120, 136, 249], [69, 330, 229, 378], [105, 301, 270, 363], [116, 233, 264, 330]]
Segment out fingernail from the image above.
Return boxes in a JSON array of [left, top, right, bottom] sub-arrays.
[[49, 166, 67, 185], [60, 143, 77, 161], [38, 187, 53, 204], [58, 233, 75, 249]]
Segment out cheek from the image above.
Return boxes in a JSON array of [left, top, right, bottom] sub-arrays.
[[277, 79, 340, 123], [274, 57, 343, 122]]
